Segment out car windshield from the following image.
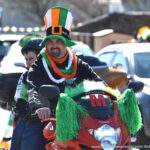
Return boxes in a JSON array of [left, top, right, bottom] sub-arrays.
[[134, 52, 150, 78], [72, 42, 94, 56], [1, 42, 25, 67]]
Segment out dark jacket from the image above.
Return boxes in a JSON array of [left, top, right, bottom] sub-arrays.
[[14, 71, 29, 117], [27, 54, 103, 113], [14, 71, 28, 102]]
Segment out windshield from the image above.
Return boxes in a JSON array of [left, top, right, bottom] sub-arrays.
[[1, 42, 25, 67], [72, 42, 94, 56], [134, 52, 150, 78]]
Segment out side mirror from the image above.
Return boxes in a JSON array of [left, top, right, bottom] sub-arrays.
[[39, 85, 60, 100], [14, 62, 26, 68], [128, 81, 144, 93], [113, 63, 123, 69]]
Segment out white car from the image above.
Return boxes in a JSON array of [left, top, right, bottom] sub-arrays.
[[0, 34, 24, 63], [0, 42, 26, 103], [95, 43, 150, 144], [72, 41, 94, 56]]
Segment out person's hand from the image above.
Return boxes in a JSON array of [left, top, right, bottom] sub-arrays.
[[35, 107, 51, 121]]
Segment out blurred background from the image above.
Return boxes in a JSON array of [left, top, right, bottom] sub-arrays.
[[1, 1, 150, 149], [1, 0, 150, 52]]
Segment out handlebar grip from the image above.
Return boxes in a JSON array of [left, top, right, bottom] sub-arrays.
[[31, 113, 49, 123], [30, 109, 56, 122]]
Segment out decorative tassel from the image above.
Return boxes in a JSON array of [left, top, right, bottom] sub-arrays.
[[118, 89, 142, 134], [56, 93, 88, 141]]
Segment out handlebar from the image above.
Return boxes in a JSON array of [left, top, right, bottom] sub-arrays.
[[39, 85, 60, 100], [30, 85, 60, 121], [31, 108, 56, 121], [73, 89, 117, 101]]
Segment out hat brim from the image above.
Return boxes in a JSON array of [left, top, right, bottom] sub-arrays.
[[40, 35, 76, 47]]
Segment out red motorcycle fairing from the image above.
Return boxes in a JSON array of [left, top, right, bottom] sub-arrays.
[[46, 140, 82, 150], [43, 101, 131, 150], [43, 118, 56, 141]]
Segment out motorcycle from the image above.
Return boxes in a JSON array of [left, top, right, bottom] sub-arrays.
[[38, 80, 141, 150]]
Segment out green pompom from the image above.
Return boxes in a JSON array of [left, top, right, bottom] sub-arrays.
[[64, 82, 85, 98], [56, 93, 88, 141], [118, 89, 142, 134]]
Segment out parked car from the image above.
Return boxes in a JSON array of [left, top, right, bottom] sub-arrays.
[[72, 41, 94, 56], [0, 42, 26, 104], [95, 43, 150, 144], [0, 34, 24, 65]]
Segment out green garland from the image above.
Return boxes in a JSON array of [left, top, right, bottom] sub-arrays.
[[118, 89, 142, 134], [56, 93, 88, 141], [64, 82, 85, 98], [40, 49, 74, 74], [56, 81, 142, 140]]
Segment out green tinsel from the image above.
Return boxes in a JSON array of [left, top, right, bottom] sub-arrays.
[[56, 93, 88, 141], [64, 82, 85, 98], [40, 49, 74, 74], [56, 81, 142, 141], [118, 89, 142, 134]]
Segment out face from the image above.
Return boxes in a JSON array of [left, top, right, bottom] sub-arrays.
[[46, 38, 67, 58], [24, 51, 37, 68]]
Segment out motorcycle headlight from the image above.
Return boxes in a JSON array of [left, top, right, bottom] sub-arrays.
[[93, 124, 120, 150]]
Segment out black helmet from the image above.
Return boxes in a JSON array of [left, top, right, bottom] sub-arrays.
[[21, 38, 44, 55]]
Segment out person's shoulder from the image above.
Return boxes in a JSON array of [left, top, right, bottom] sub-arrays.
[[22, 71, 28, 83], [36, 54, 42, 64], [31, 55, 43, 67], [76, 55, 90, 66], [22, 70, 28, 78], [28, 55, 43, 74], [19, 70, 28, 80], [77, 55, 107, 66], [37, 54, 42, 60]]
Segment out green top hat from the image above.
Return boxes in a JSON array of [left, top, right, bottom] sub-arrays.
[[41, 6, 76, 47]]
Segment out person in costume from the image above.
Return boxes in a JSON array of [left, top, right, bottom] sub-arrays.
[[137, 26, 150, 42], [27, 6, 104, 149], [10, 34, 45, 150], [27, 5, 104, 122]]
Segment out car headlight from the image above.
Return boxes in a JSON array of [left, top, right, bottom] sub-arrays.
[[93, 124, 120, 150]]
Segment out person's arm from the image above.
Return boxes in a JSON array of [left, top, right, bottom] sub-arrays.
[[77, 58, 104, 81], [27, 61, 51, 120]]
